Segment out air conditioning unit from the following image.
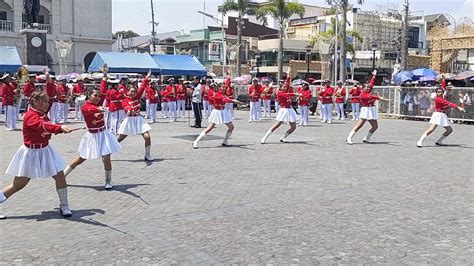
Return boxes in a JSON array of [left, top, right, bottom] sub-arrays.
[[286, 27, 295, 33]]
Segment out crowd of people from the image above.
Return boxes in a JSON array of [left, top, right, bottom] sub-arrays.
[[0, 66, 467, 219]]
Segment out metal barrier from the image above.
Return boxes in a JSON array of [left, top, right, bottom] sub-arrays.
[[372, 86, 474, 122], [233, 85, 474, 122]]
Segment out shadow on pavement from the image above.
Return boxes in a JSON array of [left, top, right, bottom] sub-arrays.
[[69, 184, 151, 205], [3, 208, 126, 233]]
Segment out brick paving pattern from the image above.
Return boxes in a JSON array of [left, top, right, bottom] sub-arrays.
[[0, 111, 473, 264]]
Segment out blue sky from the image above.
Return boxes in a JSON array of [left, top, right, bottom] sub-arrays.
[[112, 0, 474, 35]]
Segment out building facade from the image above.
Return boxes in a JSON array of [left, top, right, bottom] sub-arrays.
[[0, 0, 113, 74]]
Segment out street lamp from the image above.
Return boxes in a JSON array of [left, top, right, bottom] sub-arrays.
[[306, 46, 312, 81], [198, 11, 226, 76], [371, 43, 377, 71]]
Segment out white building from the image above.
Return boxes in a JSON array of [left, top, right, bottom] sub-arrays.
[[0, 0, 113, 73]]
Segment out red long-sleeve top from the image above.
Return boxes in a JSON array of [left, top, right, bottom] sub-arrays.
[[261, 85, 273, 100], [297, 87, 312, 106], [22, 108, 62, 147], [165, 85, 177, 101], [208, 89, 215, 105], [211, 91, 233, 110], [320, 86, 334, 104], [56, 84, 69, 103], [44, 81, 57, 102], [73, 83, 86, 97], [276, 91, 296, 108], [434, 96, 457, 113], [121, 79, 147, 116], [225, 86, 235, 99], [99, 80, 108, 106], [349, 87, 361, 103], [82, 101, 105, 130], [145, 86, 159, 104], [107, 87, 126, 112], [1, 82, 16, 105], [202, 85, 209, 101], [176, 84, 187, 100], [248, 84, 262, 102], [23, 81, 35, 97], [334, 86, 346, 104]]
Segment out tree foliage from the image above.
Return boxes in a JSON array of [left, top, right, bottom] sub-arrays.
[[112, 30, 140, 40]]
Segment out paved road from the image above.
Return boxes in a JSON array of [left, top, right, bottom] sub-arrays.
[[1, 111, 473, 264]]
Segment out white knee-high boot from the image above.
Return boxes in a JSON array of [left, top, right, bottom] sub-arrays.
[[104, 170, 113, 189], [57, 188, 72, 217], [222, 131, 232, 146], [193, 131, 206, 149], [261, 130, 272, 144]]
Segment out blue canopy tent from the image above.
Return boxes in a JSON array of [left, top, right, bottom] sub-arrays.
[[88, 52, 160, 74], [0, 46, 22, 73], [151, 54, 207, 76]]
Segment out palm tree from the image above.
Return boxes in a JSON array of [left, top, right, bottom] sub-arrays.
[[310, 17, 363, 80], [256, 0, 305, 81], [326, 0, 364, 81], [220, 0, 255, 77]]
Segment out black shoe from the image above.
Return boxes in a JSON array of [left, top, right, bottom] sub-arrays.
[[195, 125, 202, 128]]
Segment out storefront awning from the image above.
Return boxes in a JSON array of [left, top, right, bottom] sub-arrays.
[[88, 52, 160, 74], [0, 46, 22, 73], [151, 54, 207, 76]]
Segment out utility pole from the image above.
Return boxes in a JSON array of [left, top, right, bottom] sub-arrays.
[[150, 0, 156, 53], [400, 0, 409, 71]]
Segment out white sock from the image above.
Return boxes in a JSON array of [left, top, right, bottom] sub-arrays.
[[418, 133, 428, 143], [282, 132, 290, 139], [261, 130, 272, 143], [64, 165, 73, 177], [195, 131, 206, 143], [347, 130, 356, 140]]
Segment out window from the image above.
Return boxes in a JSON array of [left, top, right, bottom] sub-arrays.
[[191, 46, 199, 58], [0, 11, 7, 21], [408, 27, 420, 49]]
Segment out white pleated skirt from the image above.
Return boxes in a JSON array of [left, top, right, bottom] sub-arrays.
[[275, 108, 297, 123], [5, 145, 65, 179], [208, 109, 232, 125], [78, 130, 121, 159], [429, 112, 450, 127], [360, 106, 378, 120], [118, 116, 152, 135]]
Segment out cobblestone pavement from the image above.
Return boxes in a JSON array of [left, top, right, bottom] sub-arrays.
[[1, 111, 473, 264]]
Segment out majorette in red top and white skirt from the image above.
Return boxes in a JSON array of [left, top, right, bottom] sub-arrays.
[[6, 108, 65, 179], [429, 96, 458, 127], [208, 91, 233, 125], [78, 101, 121, 159], [275, 91, 298, 123], [117, 80, 151, 135]]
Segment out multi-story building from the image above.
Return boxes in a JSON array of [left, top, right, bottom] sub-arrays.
[[175, 16, 278, 76], [112, 32, 180, 54], [0, 0, 113, 73]]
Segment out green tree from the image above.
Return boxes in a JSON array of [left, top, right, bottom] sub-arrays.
[[112, 30, 140, 40], [256, 0, 305, 81], [326, 0, 364, 81], [220, 0, 256, 77], [310, 17, 363, 80]]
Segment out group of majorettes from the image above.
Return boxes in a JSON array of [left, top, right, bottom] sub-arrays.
[[0, 69, 155, 219], [0, 70, 465, 219]]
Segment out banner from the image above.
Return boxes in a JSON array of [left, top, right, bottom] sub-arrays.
[[209, 42, 221, 60]]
